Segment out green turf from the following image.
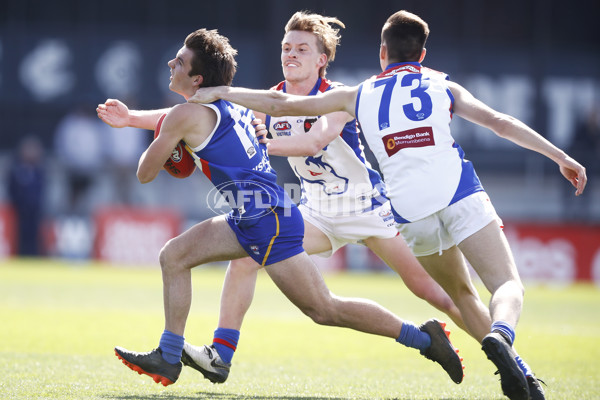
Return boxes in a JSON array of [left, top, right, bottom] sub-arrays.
[[1, 258, 599, 399]]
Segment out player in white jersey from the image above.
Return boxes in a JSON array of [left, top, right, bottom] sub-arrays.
[[98, 25, 465, 388], [190, 10, 588, 400], [180, 11, 466, 385]]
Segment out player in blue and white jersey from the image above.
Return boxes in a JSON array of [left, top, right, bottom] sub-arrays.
[[181, 11, 466, 385], [191, 10, 588, 400], [97, 27, 464, 388]]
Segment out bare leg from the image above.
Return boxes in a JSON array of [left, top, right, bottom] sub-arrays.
[[265, 252, 403, 338], [458, 221, 524, 328], [159, 216, 247, 336], [364, 235, 468, 335], [215, 220, 333, 331], [217, 258, 259, 330], [417, 246, 492, 342]]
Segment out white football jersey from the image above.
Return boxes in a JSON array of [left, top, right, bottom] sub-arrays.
[[356, 63, 483, 222], [266, 78, 388, 216]]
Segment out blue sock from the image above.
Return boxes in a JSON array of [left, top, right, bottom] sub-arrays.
[[491, 321, 515, 345], [212, 327, 240, 364], [396, 321, 431, 351], [159, 329, 184, 364]]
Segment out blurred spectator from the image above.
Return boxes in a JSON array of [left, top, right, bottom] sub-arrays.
[[563, 105, 600, 221], [7, 136, 45, 256], [53, 104, 105, 214], [101, 98, 149, 205]]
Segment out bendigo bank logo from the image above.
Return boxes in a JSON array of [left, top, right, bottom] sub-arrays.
[[383, 126, 435, 157], [206, 180, 280, 220]]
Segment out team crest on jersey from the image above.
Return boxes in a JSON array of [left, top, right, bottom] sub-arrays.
[[304, 117, 318, 133], [383, 127, 435, 157]]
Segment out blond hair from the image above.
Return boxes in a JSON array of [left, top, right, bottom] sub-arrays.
[[284, 11, 345, 77]]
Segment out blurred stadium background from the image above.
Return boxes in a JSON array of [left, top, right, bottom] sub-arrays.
[[0, 0, 599, 284]]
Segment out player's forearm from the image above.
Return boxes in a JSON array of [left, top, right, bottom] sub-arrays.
[[218, 87, 325, 117], [493, 114, 568, 163], [267, 135, 323, 157], [129, 108, 171, 130]]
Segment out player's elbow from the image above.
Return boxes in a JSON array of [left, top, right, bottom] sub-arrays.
[[489, 113, 518, 138], [304, 141, 324, 156]]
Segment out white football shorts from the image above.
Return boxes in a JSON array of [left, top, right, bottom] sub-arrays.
[[298, 202, 398, 257], [397, 191, 503, 257]]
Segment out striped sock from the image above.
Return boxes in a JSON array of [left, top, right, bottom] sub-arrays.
[[491, 321, 516, 345], [212, 327, 240, 364], [396, 321, 431, 351], [159, 329, 184, 364]]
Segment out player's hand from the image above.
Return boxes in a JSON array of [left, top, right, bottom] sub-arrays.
[[188, 86, 225, 104], [252, 118, 269, 143], [558, 156, 587, 196], [96, 99, 130, 128]]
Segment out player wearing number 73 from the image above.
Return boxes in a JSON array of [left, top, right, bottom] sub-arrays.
[[189, 10, 587, 400]]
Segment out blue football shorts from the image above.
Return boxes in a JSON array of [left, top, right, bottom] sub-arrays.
[[226, 205, 305, 266]]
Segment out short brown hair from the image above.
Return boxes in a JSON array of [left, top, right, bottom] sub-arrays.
[[381, 10, 429, 62], [284, 11, 345, 77], [184, 28, 238, 87]]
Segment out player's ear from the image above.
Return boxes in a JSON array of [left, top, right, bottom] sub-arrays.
[[379, 42, 387, 61], [419, 48, 426, 62], [193, 75, 204, 87], [318, 53, 327, 68]]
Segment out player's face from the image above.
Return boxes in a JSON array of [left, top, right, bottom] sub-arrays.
[[167, 46, 200, 99], [281, 30, 326, 84]]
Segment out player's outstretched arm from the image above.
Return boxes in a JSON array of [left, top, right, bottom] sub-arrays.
[[449, 81, 587, 196], [97, 98, 172, 131], [265, 112, 353, 157], [189, 85, 358, 118]]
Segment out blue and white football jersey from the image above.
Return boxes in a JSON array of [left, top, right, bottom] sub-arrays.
[[356, 62, 483, 223], [188, 100, 292, 223], [265, 78, 387, 216]]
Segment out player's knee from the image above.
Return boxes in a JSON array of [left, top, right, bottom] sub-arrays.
[[230, 257, 260, 274], [302, 296, 340, 326], [158, 239, 182, 272]]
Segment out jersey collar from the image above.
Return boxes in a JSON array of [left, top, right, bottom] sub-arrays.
[[377, 62, 422, 78], [282, 77, 323, 96]]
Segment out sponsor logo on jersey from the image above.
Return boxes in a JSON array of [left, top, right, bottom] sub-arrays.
[[273, 121, 292, 131], [382, 126, 435, 157]]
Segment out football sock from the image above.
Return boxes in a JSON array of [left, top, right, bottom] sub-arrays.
[[159, 329, 185, 364], [491, 321, 516, 345], [213, 327, 239, 364], [396, 321, 431, 351]]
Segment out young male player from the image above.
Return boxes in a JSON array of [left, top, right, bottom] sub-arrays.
[[189, 11, 587, 400], [179, 10, 466, 385], [97, 27, 464, 387]]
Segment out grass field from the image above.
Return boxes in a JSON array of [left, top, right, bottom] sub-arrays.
[[1, 258, 599, 399]]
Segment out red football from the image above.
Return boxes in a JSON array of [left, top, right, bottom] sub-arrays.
[[154, 113, 196, 178]]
